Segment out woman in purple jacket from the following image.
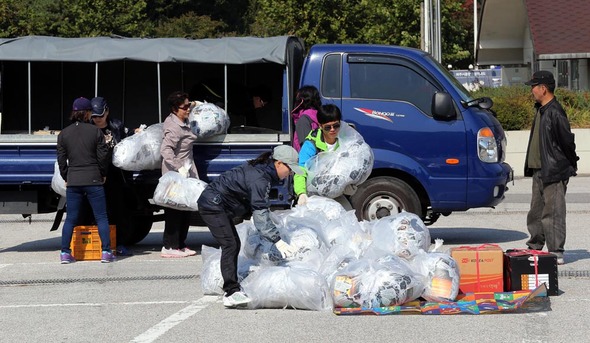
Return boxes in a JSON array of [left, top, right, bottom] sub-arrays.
[[159, 91, 199, 258], [292, 85, 322, 152]]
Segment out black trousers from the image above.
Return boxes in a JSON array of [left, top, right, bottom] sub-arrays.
[[163, 208, 191, 249], [199, 210, 241, 296]]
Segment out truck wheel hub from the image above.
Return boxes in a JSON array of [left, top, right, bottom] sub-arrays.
[[367, 197, 401, 220]]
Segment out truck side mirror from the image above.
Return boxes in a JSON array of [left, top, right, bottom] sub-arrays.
[[432, 92, 457, 120]]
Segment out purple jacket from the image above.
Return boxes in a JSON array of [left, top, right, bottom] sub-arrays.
[[293, 108, 319, 152]]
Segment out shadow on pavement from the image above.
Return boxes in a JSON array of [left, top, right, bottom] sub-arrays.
[[430, 227, 529, 245], [0, 230, 219, 254]]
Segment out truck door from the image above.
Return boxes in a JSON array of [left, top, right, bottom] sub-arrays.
[[337, 54, 468, 208]]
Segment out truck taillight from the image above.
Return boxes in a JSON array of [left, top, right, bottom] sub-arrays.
[[477, 127, 498, 163]]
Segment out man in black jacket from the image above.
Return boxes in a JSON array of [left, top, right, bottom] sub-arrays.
[[524, 71, 578, 265]]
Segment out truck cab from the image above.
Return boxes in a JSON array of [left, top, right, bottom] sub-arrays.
[[300, 45, 512, 224]]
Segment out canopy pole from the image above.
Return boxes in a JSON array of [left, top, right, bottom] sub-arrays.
[[224, 65, 228, 112], [95, 63, 99, 97], [28, 62, 31, 134], [157, 63, 162, 123]]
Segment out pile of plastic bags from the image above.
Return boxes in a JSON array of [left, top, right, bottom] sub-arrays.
[[201, 196, 461, 311], [112, 101, 230, 172], [306, 122, 374, 198]]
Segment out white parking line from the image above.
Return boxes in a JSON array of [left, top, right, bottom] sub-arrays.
[[130, 296, 219, 343]]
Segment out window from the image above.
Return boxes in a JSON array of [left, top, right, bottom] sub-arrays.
[[321, 54, 341, 98], [349, 60, 438, 115]]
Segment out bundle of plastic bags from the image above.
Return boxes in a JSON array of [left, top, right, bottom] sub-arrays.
[[200, 196, 463, 311], [306, 122, 374, 198], [189, 102, 230, 138], [365, 211, 432, 260], [113, 123, 163, 171], [152, 171, 207, 211], [51, 161, 66, 197], [332, 256, 424, 308]]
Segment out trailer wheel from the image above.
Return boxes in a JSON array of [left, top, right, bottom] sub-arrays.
[[350, 176, 422, 221]]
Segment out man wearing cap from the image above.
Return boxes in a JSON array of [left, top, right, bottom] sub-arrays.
[[57, 97, 114, 263], [197, 145, 304, 308], [523, 71, 578, 265], [88, 97, 133, 256]]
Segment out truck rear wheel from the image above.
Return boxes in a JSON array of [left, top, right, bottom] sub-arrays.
[[350, 176, 422, 221], [118, 216, 153, 245]]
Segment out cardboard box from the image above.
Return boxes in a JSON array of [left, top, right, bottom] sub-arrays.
[[70, 225, 116, 260], [504, 249, 558, 296], [450, 244, 504, 294]]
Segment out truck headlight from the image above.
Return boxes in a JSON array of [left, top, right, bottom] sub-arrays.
[[477, 127, 498, 163]]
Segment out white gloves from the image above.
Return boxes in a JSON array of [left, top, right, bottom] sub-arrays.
[[297, 194, 309, 206], [178, 166, 189, 178], [274, 239, 298, 259]]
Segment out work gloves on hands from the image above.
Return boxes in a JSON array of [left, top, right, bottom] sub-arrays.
[[274, 239, 298, 259], [297, 194, 308, 206]]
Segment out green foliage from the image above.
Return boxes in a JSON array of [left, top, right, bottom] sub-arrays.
[[472, 86, 590, 130], [0, 0, 36, 37], [51, 0, 150, 37], [247, 0, 471, 66], [154, 12, 227, 38]]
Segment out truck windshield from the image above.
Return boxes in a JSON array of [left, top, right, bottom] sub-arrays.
[[423, 54, 473, 103]]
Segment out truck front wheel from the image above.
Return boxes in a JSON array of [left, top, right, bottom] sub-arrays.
[[350, 176, 422, 221]]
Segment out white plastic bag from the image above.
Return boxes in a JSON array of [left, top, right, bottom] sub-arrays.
[[189, 102, 230, 138], [201, 245, 224, 295], [153, 171, 207, 211], [306, 122, 373, 198], [113, 123, 163, 171], [51, 161, 66, 197]]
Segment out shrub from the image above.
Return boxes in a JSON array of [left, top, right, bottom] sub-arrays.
[[471, 86, 590, 130]]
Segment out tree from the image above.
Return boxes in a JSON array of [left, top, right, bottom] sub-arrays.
[[0, 0, 35, 37], [48, 0, 150, 37], [248, 0, 472, 67]]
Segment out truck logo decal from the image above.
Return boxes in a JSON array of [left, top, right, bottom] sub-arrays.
[[354, 107, 394, 123]]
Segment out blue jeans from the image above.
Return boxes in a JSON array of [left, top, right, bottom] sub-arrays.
[[61, 185, 111, 253]]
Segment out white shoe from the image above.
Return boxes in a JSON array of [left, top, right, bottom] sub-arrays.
[[161, 247, 189, 258], [223, 291, 252, 308], [181, 247, 197, 256]]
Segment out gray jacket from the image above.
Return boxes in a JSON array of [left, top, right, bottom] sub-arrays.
[[160, 113, 199, 178]]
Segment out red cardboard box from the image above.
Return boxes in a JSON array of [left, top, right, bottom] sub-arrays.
[[450, 244, 504, 294], [504, 249, 558, 296]]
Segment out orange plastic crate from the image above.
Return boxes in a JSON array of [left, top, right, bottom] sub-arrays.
[[70, 225, 117, 260]]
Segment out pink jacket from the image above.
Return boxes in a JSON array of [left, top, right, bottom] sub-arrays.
[[292, 108, 319, 152]]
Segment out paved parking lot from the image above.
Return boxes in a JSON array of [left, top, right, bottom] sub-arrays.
[[1, 177, 590, 342]]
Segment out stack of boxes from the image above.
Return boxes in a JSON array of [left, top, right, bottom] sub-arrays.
[[450, 245, 558, 296]]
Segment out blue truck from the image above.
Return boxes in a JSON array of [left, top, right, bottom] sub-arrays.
[[0, 36, 512, 244]]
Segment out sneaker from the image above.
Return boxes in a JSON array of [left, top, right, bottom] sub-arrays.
[[161, 247, 190, 258], [101, 251, 117, 263], [223, 291, 252, 308], [551, 252, 565, 265], [181, 246, 197, 256], [60, 252, 76, 264]]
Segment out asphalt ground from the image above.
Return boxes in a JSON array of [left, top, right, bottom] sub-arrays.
[[1, 176, 590, 342]]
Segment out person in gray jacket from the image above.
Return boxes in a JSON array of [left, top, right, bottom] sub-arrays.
[[524, 71, 578, 265], [160, 91, 199, 258], [57, 97, 114, 264], [197, 145, 304, 308]]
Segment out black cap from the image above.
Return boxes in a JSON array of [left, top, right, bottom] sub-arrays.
[[524, 70, 555, 86], [91, 97, 108, 117]]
